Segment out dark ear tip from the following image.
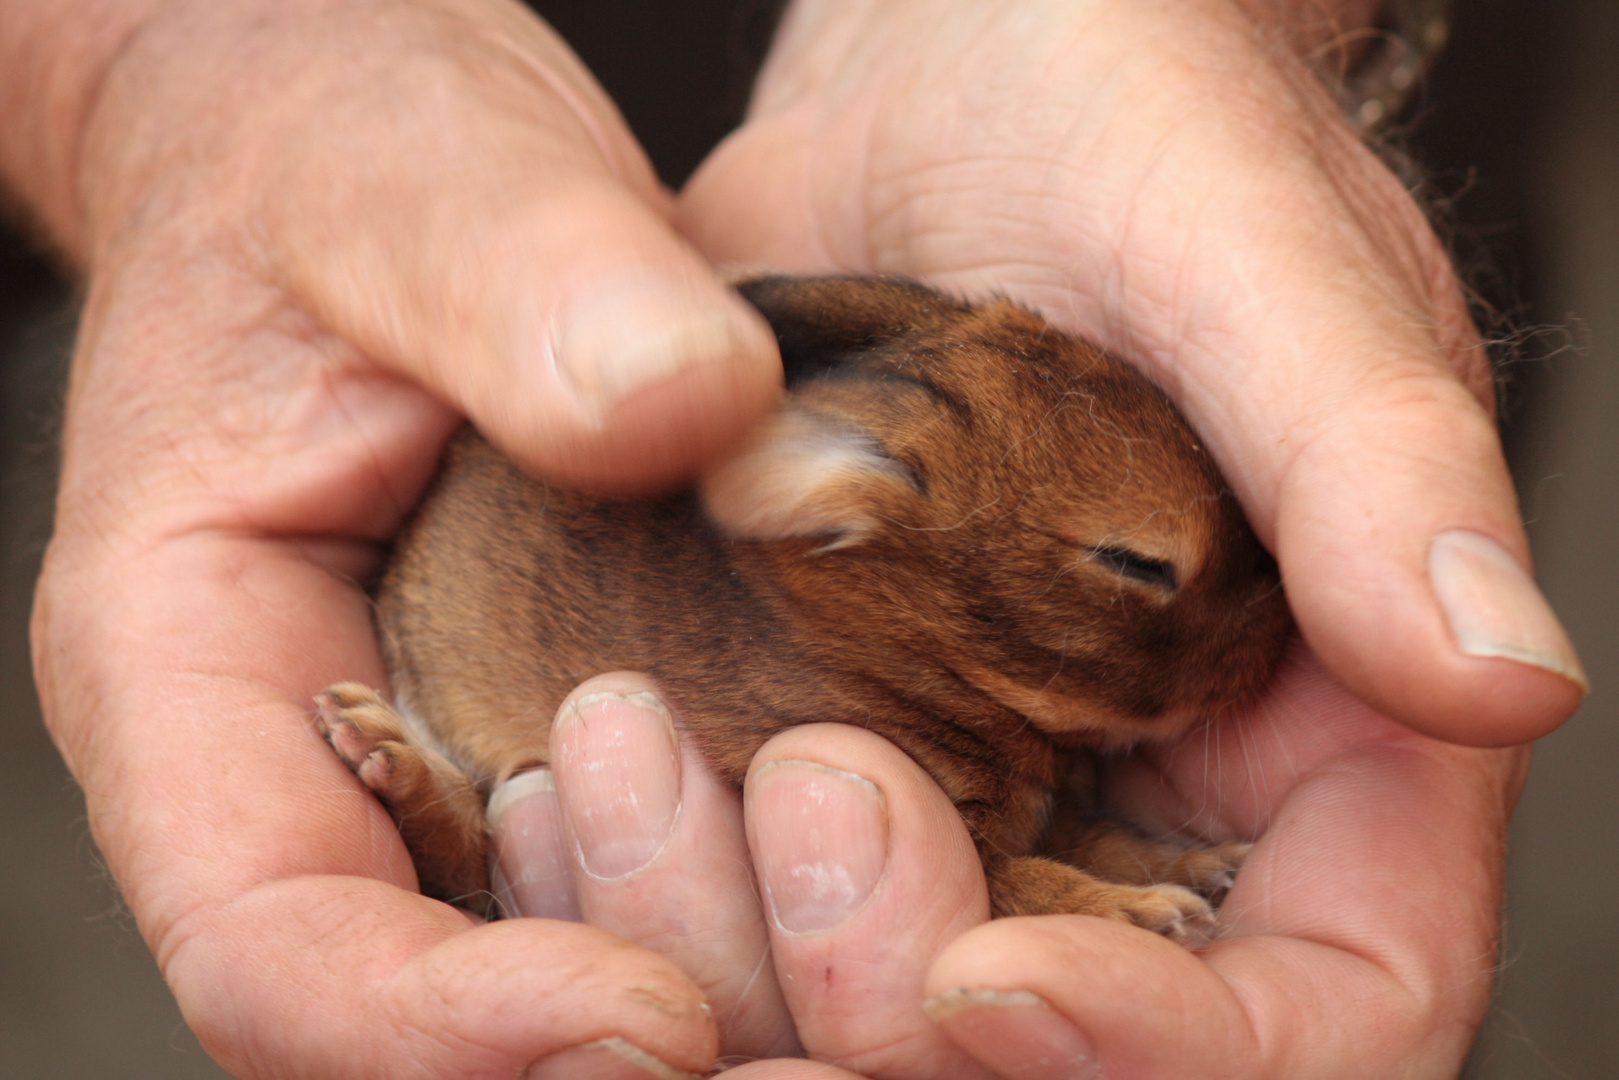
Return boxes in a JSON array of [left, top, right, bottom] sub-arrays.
[[730, 274, 845, 312], [731, 275, 824, 323], [730, 273, 795, 304], [733, 274, 963, 314]]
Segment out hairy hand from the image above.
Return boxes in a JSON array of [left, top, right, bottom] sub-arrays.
[[670, 0, 1552, 1074], [681, 0, 1585, 745], [14, 0, 1565, 1075], [26, 0, 780, 1075]]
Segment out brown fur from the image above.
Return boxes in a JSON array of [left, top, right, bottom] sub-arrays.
[[317, 276, 1292, 938]]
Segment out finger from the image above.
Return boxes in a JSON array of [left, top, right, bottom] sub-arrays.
[[677, 0, 1584, 744], [490, 769, 582, 922], [744, 724, 994, 1079], [924, 697, 1512, 1079], [720, 1064, 870, 1080], [88, 0, 781, 493], [177, 882, 718, 1080], [546, 674, 798, 1061]]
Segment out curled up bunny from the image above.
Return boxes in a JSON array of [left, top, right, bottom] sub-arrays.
[[316, 275, 1292, 943]]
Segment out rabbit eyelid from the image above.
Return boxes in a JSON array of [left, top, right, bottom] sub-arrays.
[[1085, 544, 1179, 591]]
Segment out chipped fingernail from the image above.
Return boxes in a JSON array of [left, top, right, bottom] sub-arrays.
[[923, 989, 1101, 1080], [1429, 530, 1588, 692], [523, 1036, 703, 1080], [551, 274, 759, 422], [551, 691, 681, 880], [488, 769, 581, 921], [747, 759, 888, 934]]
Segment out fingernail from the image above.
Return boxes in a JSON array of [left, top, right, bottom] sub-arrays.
[[923, 989, 1101, 1080], [552, 274, 758, 421], [551, 691, 682, 880], [748, 759, 888, 934], [523, 1037, 702, 1080], [1429, 530, 1589, 692], [488, 769, 581, 921]]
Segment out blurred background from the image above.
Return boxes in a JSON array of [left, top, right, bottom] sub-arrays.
[[1, 0, 1613, 1075]]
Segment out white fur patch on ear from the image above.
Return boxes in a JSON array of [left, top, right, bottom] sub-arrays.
[[700, 408, 914, 549]]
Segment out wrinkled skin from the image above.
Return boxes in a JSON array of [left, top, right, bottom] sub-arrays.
[[3, 0, 1570, 1077]]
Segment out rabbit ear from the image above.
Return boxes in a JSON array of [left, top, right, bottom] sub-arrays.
[[734, 275, 963, 387], [700, 407, 919, 550]]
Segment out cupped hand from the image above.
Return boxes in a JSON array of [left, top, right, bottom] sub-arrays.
[[510, 656, 1520, 1079], [924, 647, 1522, 1079], [679, 0, 1586, 746], [15, 0, 1557, 1075], [25, 0, 781, 1075], [667, 0, 1544, 1073], [773, 650, 1519, 1080]]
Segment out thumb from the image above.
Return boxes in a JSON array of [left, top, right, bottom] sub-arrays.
[[1146, 111, 1587, 747], [258, 7, 780, 491], [1264, 334, 1587, 746], [1052, 97, 1587, 745]]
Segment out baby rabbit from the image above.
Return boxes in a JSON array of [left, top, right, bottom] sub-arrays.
[[317, 275, 1292, 941]]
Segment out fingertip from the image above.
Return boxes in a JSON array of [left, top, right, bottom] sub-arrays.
[[924, 915, 1191, 997], [524, 1037, 706, 1080], [924, 916, 1248, 1080], [531, 278, 783, 495], [715, 1063, 869, 1080], [1426, 529, 1588, 731], [545, 673, 795, 1060], [1273, 406, 1585, 748], [170, 877, 719, 1079], [549, 679, 681, 882], [1363, 651, 1586, 748], [744, 724, 983, 894], [747, 757, 891, 935], [1289, 528, 1586, 748], [403, 916, 721, 1074], [518, 275, 784, 492], [923, 987, 1101, 1080], [743, 725, 990, 1074], [548, 274, 776, 426], [488, 768, 581, 922]]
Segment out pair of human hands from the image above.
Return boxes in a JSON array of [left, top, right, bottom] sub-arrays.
[[9, 0, 1584, 1076]]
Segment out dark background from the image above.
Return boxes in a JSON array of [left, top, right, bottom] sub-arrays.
[[2, 1, 1615, 1075]]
